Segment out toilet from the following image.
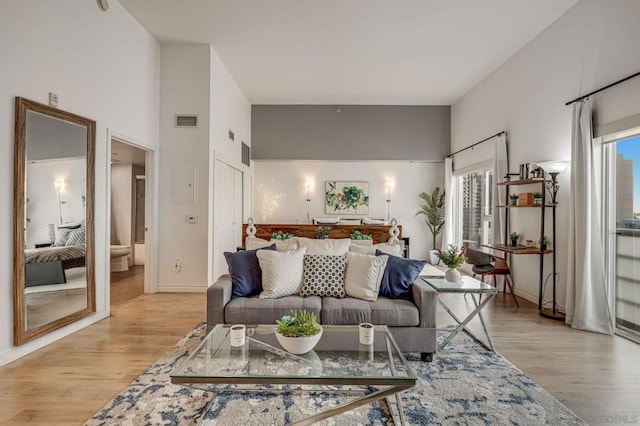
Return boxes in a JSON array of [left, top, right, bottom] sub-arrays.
[[110, 245, 131, 272]]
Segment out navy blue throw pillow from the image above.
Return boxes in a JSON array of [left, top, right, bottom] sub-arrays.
[[224, 245, 276, 299], [376, 250, 426, 300]]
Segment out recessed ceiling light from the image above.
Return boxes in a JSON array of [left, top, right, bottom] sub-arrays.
[[97, 0, 109, 12]]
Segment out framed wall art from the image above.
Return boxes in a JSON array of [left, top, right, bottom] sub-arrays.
[[325, 181, 369, 214]]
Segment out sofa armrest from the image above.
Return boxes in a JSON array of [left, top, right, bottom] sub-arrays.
[[207, 274, 233, 325], [412, 278, 437, 329]]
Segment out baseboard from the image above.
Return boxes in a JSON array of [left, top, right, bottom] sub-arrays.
[[157, 284, 207, 293]]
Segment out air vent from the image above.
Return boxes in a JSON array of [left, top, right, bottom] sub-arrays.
[[175, 114, 198, 128], [241, 142, 250, 166]]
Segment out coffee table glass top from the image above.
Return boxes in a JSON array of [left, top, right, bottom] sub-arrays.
[[171, 324, 415, 386], [420, 275, 498, 293]]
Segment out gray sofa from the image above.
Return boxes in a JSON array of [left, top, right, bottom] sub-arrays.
[[207, 274, 437, 361]]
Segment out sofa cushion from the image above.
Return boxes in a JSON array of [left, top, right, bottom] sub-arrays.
[[350, 242, 402, 256], [322, 296, 419, 327], [245, 236, 299, 252], [376, 251, 426, 300], [225, 295, 322, 324], [257, 247, 306, 298], [297, 237, 351, 255], [344, 252, 388, 301], [300, 254, 347, 298], [224, 245, 276, 299]]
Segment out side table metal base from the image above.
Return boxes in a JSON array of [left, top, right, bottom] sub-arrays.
[[437, 292, 496, 351]]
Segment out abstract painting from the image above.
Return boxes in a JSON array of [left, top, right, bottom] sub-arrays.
[[325, 181, 369, 214]]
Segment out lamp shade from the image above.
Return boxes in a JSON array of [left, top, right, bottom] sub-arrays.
[[538, 160, 569, 175]]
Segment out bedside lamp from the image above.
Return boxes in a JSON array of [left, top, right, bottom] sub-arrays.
[[536, 160, 569, 320]]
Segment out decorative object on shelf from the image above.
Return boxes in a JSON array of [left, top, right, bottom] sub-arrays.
[[415, 187, 445, 264], [533, 192, 543, 206], [518, 192, 533, 206], [325, 181, 369, 214], [275, 310, 323, 354], [350, 230, 372, 240], [510, 232, 520, 247], [509, 194, 519, 206], [314, 226, 330, 239], [537, 160, 570, 320], [271, 231, 295, 240], [539, 236, 551, 251], [437, 245, 466, 283]]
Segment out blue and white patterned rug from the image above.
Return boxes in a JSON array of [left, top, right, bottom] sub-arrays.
[[87, 323, 585, 425]]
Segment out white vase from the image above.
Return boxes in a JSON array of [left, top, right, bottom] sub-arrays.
[[275, 326, 323, 355], [428, 250, 440, 265], [445, 268, 461, 283]]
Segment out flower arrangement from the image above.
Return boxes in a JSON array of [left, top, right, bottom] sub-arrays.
[[437, 245, 466, 268], [314, 226, 330, 239], [350, 230, 372, 240], [271, 231, 295, 240], [510, 231, 521, 246], [539, 235, 551, 249], [276, 310, 321, 338]]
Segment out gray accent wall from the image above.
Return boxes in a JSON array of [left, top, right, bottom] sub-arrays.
[[252, 105, 450, 161]]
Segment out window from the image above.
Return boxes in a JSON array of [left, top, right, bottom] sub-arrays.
[[457, 168, 493, 247]]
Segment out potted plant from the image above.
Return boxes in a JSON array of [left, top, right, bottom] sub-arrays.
[[314, 226, 330, 239], [437, 245, 466, 283], [539, 236, 551, 251], [510, 231, 521, 247], [533, 192, 543, 206], [275, 310, 323, 354], [509, 193, 519, 206], [271, 231, 295, 240], [415, 187, 445, 264], [350, 230, 373, 245]]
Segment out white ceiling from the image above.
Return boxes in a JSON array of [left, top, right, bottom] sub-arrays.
[[118, 0, 579, 105]]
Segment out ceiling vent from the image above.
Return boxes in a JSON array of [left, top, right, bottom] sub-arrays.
[[175, 114, 198, 128], [241, 142, 250, 166]]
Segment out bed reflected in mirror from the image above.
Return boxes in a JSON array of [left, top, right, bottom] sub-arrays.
[[14, 97, 95, 345]]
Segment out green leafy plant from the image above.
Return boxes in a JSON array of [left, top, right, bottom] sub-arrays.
[[350, 230, 372, 240], [436, 245, 466, 268], [510, 231, 521, 240], [276, 310, 321, 338], [314, 226, 330, 239], [539, 236, 551, 247], [271, 231, 295, 240], [533, 192, 543, 198], [415, 187, 445, 250], [509, 194, 519, 204]]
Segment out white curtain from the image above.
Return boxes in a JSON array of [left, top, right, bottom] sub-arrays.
[[492, 134, 508, 245], [442, 157, 456, 250], [566, 99, 613, 334]]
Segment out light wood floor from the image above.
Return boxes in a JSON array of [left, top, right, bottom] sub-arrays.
[[110, 265, 145, 307], [1, 291, 638, 425]]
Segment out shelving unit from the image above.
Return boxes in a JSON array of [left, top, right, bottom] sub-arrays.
[[482, 177, 557, 317]]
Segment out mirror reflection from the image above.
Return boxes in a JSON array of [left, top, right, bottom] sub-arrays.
[[14, 97, 95, 345]]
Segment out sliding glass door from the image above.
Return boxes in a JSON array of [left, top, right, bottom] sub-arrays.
[[605, 133, 640, 342]]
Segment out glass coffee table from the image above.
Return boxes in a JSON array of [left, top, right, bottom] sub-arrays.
[[421, 275, 498, 351], [171, 324, 416, 425]]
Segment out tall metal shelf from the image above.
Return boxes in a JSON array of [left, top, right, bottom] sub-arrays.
[[483, 178, 559, 319]]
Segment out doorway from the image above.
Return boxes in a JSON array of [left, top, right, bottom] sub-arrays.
[[110, 137, 149, 307]]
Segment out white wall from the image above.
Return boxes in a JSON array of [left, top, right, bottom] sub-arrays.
[[253, 161, 444, 259], [451, 0, 640, 306], [0, 0, 159, 365], [158, 44, 211, 292]]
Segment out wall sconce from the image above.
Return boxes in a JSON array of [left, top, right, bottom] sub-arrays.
[[54, 179, 65, 224], [305, 179, 313, 224], [385, 181, 393, 222]]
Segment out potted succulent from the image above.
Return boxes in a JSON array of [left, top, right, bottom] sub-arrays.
[[510, 231, 521, 247], [437, 245, 466, 283], [350, 230, 373, 246], [539, 236, 551, 251], [275, 310, 323, 354], [314, 226, 330, 239], [509, 193, 519, 206], [533, 192, 543, 206], [271, 231, 295, 240], [415, 187, 445, 264]]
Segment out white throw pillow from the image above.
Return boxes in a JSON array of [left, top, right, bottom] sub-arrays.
[[246, 236, 299, 252], [362, 218, 387, 225], [313, 217, 340, 225], [344, 252, 389, 301], [339, 218, 362, 225], [297, 237, 352, 255], [257, 247, 307, 299], [349, 242, 402, 256]]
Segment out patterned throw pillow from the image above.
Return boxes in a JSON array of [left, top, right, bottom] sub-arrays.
[[257, 248, 307, 299], [65, 228, 86, 246], [299, 254, 347, 298], [344, 251, 389, 301]]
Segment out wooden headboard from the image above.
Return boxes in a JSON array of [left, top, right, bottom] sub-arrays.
[[241, 223, 402, 246]]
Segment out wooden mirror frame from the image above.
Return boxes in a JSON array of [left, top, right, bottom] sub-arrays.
[[13, 97, 96, 345]]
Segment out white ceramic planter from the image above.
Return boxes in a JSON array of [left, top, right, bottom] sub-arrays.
[[445, 268, 461, 283], [428, 250, 440, 265], [275, 326, 323, 355]]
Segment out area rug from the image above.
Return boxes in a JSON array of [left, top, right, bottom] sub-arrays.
[[87, 323, 585, 425]]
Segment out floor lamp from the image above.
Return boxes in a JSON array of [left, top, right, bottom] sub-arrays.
[[537, 160, 569, 320]]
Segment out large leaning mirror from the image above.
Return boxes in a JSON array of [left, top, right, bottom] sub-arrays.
[[13, 97, 95, 345]]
